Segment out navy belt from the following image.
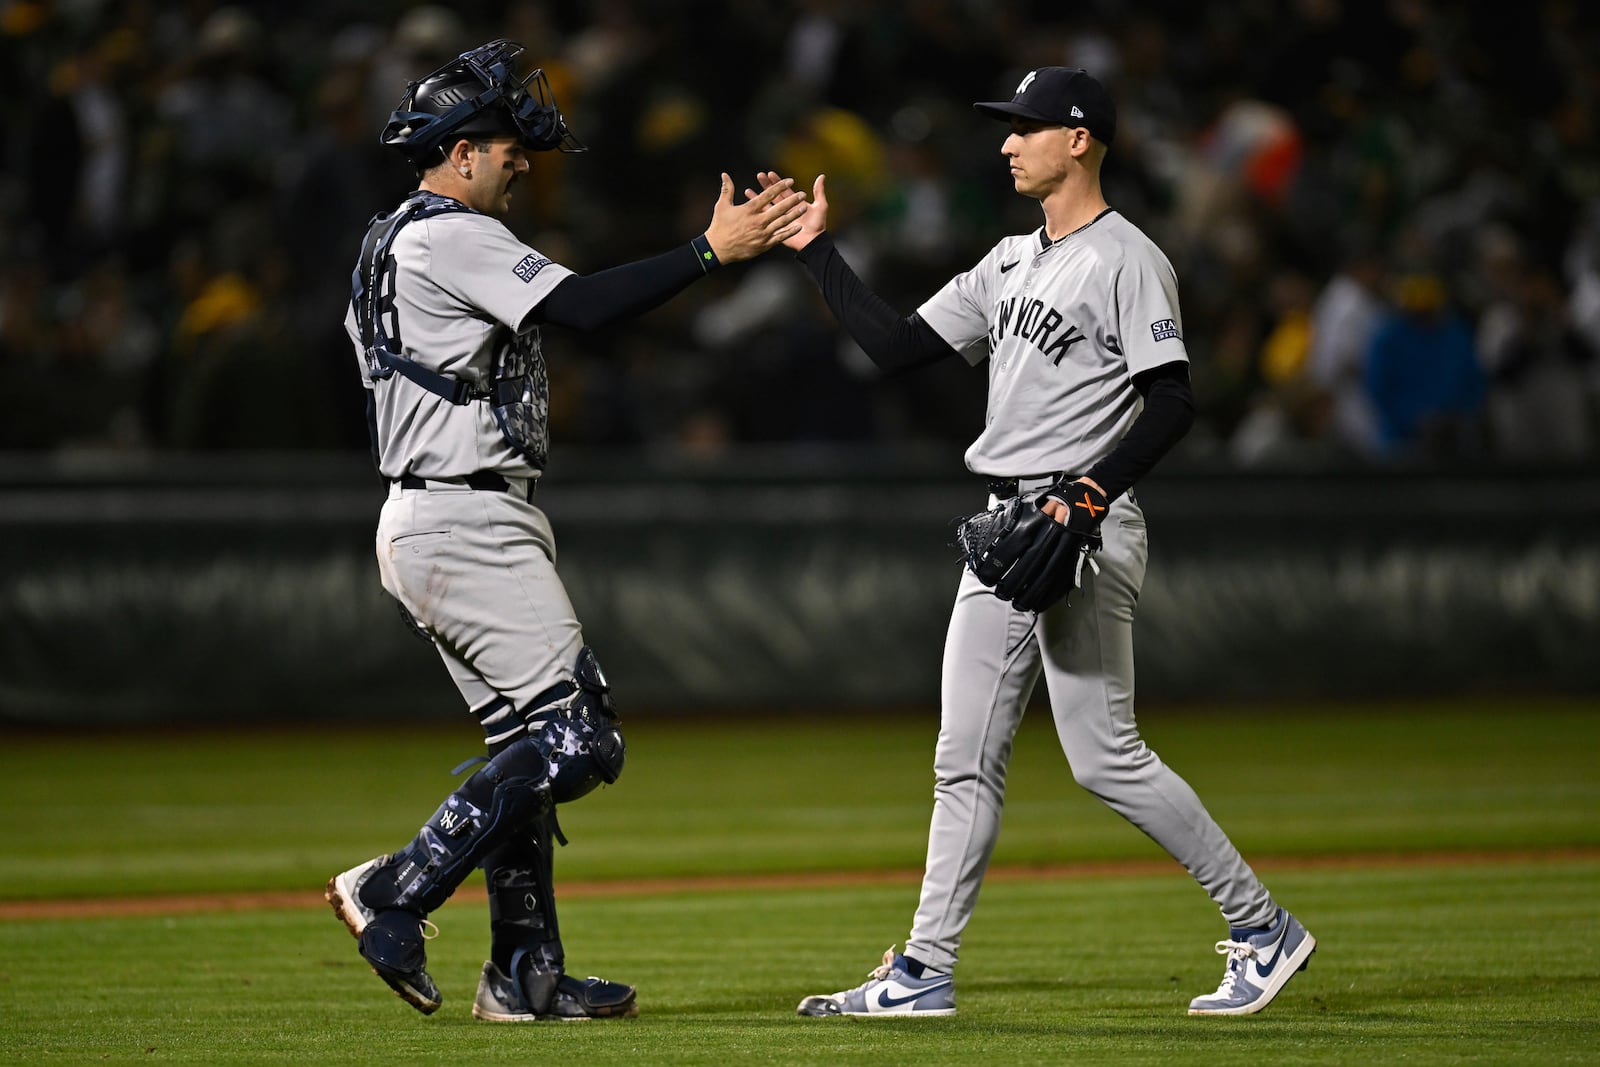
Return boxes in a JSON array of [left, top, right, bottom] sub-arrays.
[[396, 471, 530, 497], [987, 474, 1077, 500], [988, 474, 1132, 504]]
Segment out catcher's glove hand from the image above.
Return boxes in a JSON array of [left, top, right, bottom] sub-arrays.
[[955, 493, 1094, 613]]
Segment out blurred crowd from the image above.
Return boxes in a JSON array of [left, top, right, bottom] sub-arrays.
[[3, 0, 1598, 467]]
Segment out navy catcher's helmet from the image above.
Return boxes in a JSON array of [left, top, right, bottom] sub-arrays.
[[381, 39, 584, 167]]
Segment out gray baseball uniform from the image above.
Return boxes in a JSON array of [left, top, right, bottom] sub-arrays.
[[328, 40, 656, 1022], [347, 209, 584, 714], [794, 65, 1313, 1021], [905, 211, 1276, 972]]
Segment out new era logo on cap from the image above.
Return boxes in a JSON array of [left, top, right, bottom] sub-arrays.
[[974, 67, 1117, 146]]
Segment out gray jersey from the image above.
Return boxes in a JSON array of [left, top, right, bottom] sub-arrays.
[[345, 209, 574, 480], [917, 210, 1187, 478]]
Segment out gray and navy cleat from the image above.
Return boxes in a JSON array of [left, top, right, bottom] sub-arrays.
[[326, 856, 442, 1015], [472, 961, 638, 1021], [796, 947, 956, 1017], [1187, 907, 1316, 1016]]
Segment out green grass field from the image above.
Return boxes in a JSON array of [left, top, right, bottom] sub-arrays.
[[3, 699, 1598, 1064]]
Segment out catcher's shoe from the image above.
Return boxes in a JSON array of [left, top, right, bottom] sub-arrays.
[[796, 947, 955, 1018], [472, 961, 638, 1021], [326, 856, 442, 1015], [1188, 907, 1316, 1016]]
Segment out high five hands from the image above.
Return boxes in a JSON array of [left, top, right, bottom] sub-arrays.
[[704, 173, 810, 263], [749, 172, 828, 252]]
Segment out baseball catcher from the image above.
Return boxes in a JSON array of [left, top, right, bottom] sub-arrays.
[[325, 37, 804, 1023]]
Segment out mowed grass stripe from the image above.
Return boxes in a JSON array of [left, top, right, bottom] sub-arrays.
[[3, 862, 1596, 1066], [3, 846, 1598, 920], [3, 700, 1597, 902]]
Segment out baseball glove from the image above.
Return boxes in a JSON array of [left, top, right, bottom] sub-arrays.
[[1039, 479, 1110, 543], [955, 494, 1094, 612]]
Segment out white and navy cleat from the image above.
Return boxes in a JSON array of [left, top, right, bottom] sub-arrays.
[[797, 947, 956, 1017], [1188, 907, 1316, 1016]]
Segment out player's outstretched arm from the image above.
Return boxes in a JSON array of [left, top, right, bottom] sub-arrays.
[[531, 174, 803, 332], [748, 170, 957, 376], [748, 172, 827, 252], [703, 174, 808, 264]]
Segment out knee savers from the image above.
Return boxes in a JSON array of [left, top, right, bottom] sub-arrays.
[[375, 736, 553, 915], [524, 645, 626, 804]]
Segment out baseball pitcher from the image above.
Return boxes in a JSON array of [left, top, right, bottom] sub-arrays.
[[767, 66, 1316, 1018]]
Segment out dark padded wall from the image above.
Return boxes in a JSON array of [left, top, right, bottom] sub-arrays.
[[2, 455, 1596, 723]]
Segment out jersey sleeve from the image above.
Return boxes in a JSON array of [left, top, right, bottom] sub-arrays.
[[916, 243, 1003, 364], [422, 213, 575, 333], [1112, 243, 1189, 376]]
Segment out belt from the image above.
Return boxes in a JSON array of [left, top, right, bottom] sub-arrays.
[[396, 471, 530, 497], [987, 474, 1133, 504], [987, 473, 1077, 500]]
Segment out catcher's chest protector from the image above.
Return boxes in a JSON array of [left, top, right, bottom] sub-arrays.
[[352, 191, 552, 468]]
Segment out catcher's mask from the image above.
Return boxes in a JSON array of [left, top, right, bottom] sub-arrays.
[[381, 38, 585, 167]]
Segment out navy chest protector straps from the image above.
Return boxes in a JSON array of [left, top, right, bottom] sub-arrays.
[[352, 191, 552, 468]]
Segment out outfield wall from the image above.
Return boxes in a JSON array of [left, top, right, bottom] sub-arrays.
[[2, 451, 1597, 723]]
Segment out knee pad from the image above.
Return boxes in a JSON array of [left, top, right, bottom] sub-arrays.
[[368, 737, 553, 915], [521, 645, 627, 804]]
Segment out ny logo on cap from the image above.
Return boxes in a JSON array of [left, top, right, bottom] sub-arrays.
[[1016, 70, 1037, 94]]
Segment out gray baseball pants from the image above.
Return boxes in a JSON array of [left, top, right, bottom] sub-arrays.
[[375, 480, 584, 715], [905, 492, 1276, 972]]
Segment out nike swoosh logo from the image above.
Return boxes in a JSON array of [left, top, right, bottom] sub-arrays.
[[999, 260, 1020, 273], [1253, 932, 1289, 977], [876, 981, 952, 1008]]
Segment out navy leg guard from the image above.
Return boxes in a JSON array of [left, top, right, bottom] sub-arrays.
[[482, 814, 563, 1013], [473, 811, 637, 1021], [360, 735, 552, 916]]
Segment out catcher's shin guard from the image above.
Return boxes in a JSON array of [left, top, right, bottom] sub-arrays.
[[475, 812, 638, 1021], [482, 814, 564, 1014], [360, 735, 553, 916]]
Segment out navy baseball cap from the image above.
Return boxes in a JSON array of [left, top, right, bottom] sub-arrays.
[[974, 67, 1117, 146]]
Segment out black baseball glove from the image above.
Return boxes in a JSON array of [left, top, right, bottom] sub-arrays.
[[1038, 479, 1110, 545], [954, 494, 1083, 612]]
